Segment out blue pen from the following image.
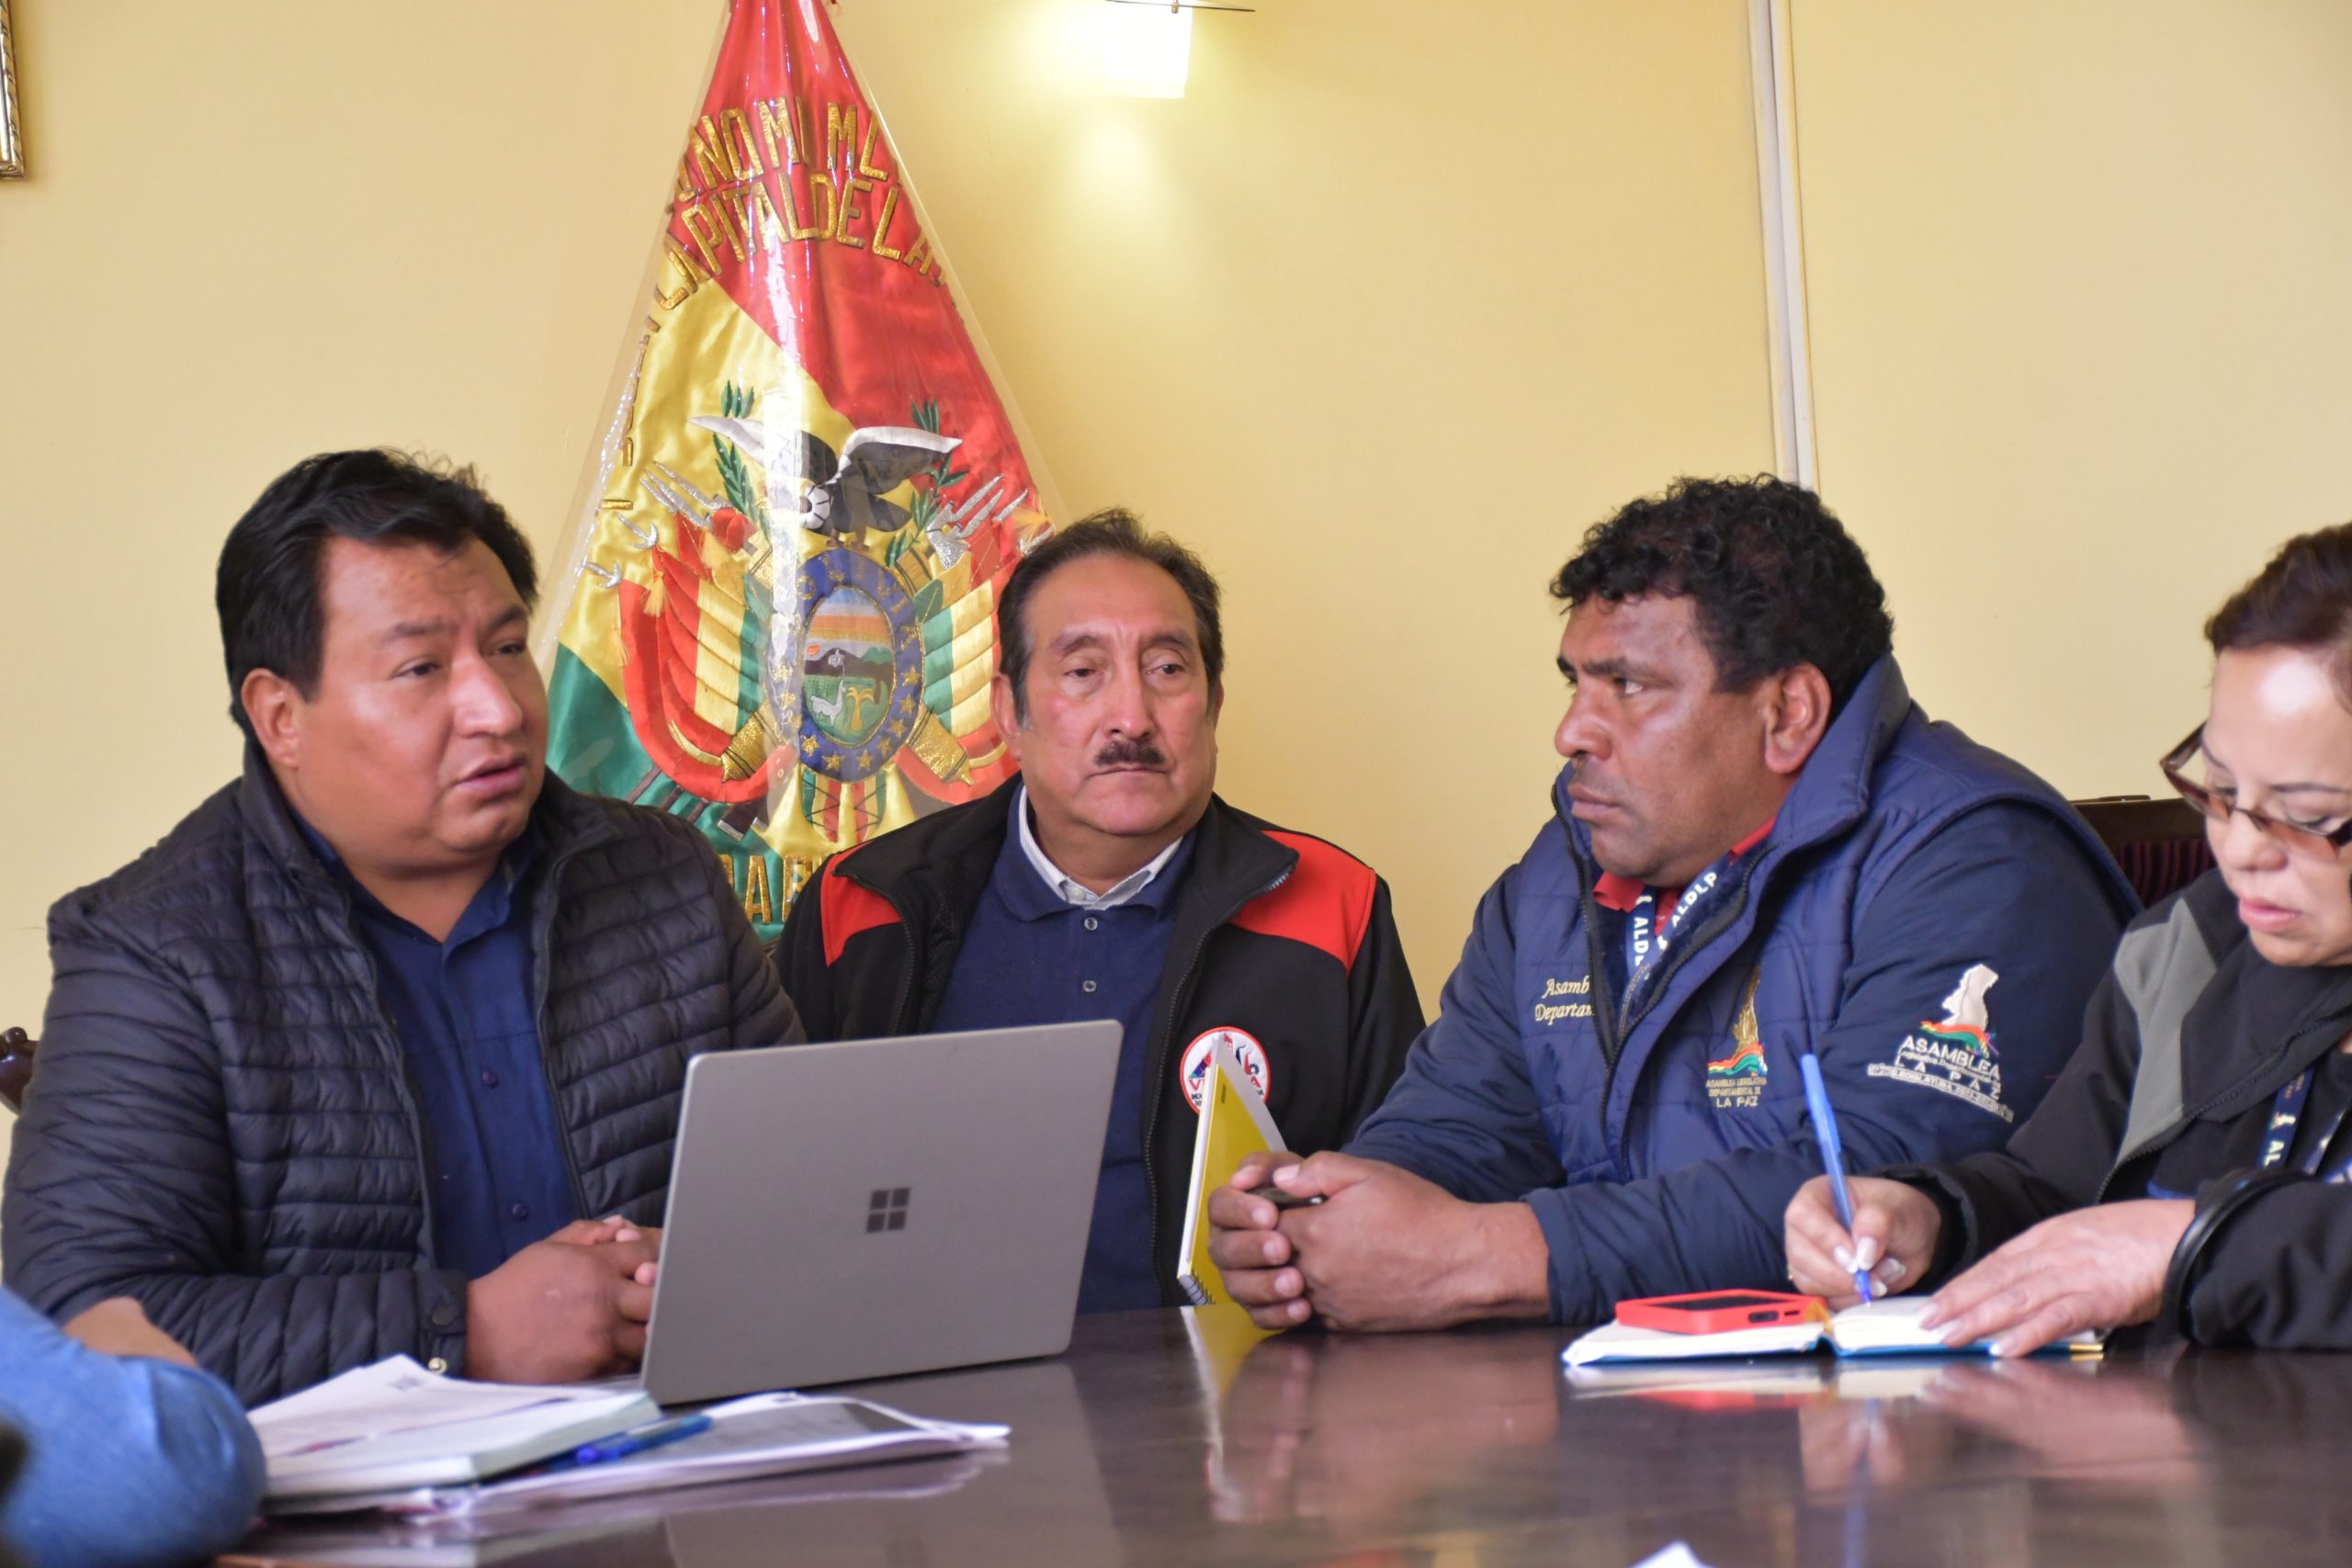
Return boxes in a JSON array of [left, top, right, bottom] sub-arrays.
[[548, 1412, 712, 1472], [1798, 1052, 1874, 1303]]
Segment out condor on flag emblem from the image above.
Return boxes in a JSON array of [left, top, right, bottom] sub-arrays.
[[541, 0, 1053, 941]]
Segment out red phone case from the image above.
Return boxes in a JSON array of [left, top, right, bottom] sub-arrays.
[[1614, 1290, 1825, 1336]]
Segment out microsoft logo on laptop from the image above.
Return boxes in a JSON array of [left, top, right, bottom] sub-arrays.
[[865, 1187, 911, 1233]]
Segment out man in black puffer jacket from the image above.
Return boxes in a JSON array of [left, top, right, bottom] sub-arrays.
[[3, 450, 799, 1404]]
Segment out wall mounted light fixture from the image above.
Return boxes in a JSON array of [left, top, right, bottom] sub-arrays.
[[1102, 0, 1253, 101]]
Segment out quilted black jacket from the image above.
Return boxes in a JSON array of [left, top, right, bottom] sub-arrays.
[[2, 749, 799, 1404]]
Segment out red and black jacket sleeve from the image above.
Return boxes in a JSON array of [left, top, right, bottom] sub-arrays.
[[774, 849, 910, 1043], [1206, 830, 1424, 1146]]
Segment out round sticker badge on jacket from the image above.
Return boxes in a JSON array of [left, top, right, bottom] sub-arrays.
[[1180, 1027, 1270, 1113]]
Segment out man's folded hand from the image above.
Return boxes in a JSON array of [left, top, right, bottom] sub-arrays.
[[1206, 1151, 1314, 1329], [464, 1231, 663, 1382]]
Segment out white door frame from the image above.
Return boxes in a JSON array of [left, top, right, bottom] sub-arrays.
[[1749, 0, 1818, 488]]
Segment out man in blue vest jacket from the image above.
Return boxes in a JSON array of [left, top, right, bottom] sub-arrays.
[[1209, 476, 2134, 1329]]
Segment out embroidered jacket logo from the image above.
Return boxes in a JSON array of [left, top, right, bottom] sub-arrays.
[[1706, 969, 1767, 1110], [1867, 964, 2011, 1122]]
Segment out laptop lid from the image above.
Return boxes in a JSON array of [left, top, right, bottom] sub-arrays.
[[641, 1021, 1124, 1404]]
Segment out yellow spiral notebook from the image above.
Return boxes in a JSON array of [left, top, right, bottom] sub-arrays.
[[1175, 1039, 1287, 1308]]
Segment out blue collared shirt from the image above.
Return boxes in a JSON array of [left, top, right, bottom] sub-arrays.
[[933, 791, 1195, 1312], [300, 818, 579, 1279]]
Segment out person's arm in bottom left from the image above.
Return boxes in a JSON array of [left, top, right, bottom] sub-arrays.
[[0, 1289, 264, 1568]]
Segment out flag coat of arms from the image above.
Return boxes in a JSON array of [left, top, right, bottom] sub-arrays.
[[543, 0, 1051, 938]]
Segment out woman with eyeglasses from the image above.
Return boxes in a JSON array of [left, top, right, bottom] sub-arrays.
[[1784, 522, 2352, 1354]]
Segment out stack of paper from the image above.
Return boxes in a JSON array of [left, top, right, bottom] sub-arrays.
[[1818, 1296, 2051, 1354], [253, 1359, 657, 1504], [1564, 1314, 1826, 1368], [376, 1393, 1008, 1517], [1563, 1357, 1955, 1402], [255, 1361, 1012, 1519]]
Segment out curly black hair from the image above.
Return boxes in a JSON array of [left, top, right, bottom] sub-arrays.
[[1551, 475, 1894, 711]]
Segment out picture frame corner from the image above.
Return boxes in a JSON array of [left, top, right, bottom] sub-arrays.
[[0, 0, 25, 182]]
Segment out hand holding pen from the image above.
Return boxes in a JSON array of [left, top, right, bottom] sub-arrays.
[[1797, 1053, 1875, 1303], [1782, 1111, 1950, 1309]]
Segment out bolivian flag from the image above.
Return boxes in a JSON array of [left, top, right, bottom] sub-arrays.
[[540, 0, 1050, 938]]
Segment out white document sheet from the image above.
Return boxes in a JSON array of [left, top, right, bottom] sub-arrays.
[[275, 1393, 1009, 1517]]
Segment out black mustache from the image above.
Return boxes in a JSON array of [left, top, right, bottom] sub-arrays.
[[1093, 740, 1167, 768]]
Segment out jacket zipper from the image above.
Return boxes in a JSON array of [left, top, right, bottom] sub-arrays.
[[337, 841, 595, 1242], [1622, 864, 1758, 1043], [1580, 878, 1624, 1070], [2094, 1052, 2302, 1203], [1140, 865, 1293, 1303], [319, 884, 445, 1267], [1574, 857, 1757, 1183], [530, 845, 594, 1222], [1581, 863, 1757, 1084], [358, 959, 444, 1262]]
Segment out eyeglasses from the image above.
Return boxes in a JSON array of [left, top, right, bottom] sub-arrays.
[[2160, 724, 2352, 858]]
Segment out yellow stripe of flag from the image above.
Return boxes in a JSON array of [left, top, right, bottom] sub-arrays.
[[947, 683, 993, 736], [692, 568, 754, 735], [938, 625, 995, 709], [945, 580, 994, 639]]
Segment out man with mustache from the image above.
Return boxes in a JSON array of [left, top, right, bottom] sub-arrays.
[[4, 450, 798, 1403], [776, 511, 1423, 1312], [1207, 476, 2134, 1331]]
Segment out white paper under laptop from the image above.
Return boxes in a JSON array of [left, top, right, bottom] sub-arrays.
[[640, 1020, 1124, 1404]]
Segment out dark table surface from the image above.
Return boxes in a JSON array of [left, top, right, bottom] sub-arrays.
[[228, 1309, 2352, 1567]]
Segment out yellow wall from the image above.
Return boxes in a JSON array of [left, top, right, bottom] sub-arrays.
[[829, 0, 1776, 1004], [15, 0, 2352, 1200], [13, 2, 2352, 1187], [1792, 0, 2352, 796], [0, 0, 1774, 1079], [0, 1, 729, 1168]]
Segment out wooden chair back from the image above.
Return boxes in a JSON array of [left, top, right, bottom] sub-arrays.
[[0, 1028, 34, 1115], [2072, 795, 2214, 909]]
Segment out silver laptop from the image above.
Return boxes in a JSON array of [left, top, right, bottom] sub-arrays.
[[640, 1021, 1123, 1404]]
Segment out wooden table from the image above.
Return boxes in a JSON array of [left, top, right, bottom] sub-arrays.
[[231, 1310, 2352, 1566]]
